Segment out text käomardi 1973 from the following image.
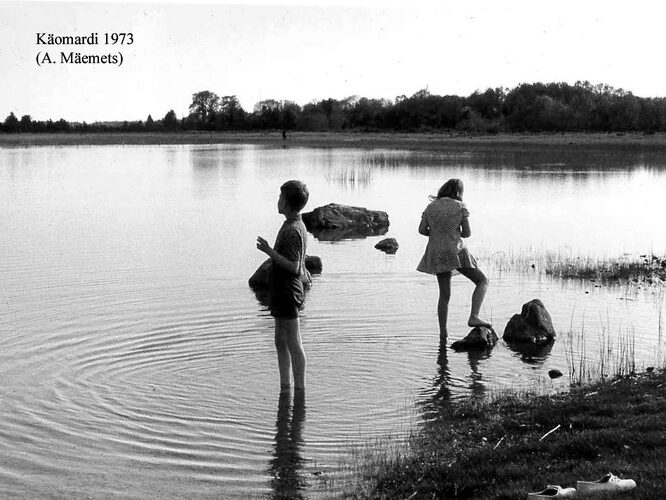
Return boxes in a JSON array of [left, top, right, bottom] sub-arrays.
[[35, 32, 133, 67]]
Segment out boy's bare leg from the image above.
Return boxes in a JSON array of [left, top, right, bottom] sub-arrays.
[[436, 272, 452, 339], [457, 267, 490, 327], [274, 319, 293, 390], [281, 317, 306, 390]]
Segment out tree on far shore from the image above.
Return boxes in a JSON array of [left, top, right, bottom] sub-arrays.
[[189, 91, 220, 124], [6, 81, 666, 135], [162, 109, 179, 131], [3, 112, 19, 133], [20, 115, 33, 133]]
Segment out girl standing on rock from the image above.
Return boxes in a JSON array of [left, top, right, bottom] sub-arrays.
[[417, 178, 490, 338]]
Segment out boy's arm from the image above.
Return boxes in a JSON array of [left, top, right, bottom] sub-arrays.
[[256, 236, 300, 275]]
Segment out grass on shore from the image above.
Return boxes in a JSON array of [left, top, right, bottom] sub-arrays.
[[4, 131, 666, 150], [342, 369, 666, 499]]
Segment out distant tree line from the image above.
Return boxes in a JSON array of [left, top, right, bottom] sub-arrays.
[[4, 81, 666, 134]]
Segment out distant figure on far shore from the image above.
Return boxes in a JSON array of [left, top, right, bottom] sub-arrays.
[[417, 178, 490, 339]]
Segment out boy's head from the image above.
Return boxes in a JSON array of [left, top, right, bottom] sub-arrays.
[[279, 180, 309, 212]]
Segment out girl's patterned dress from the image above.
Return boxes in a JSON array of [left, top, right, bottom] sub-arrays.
[[417, 197, 478, 275]]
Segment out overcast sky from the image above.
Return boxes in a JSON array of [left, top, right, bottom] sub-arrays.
[[2, 0, 666, 122]]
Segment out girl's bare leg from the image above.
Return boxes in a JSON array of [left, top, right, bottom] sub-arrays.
[[436, 272, 452, 338], [457, 267, 490, 327]]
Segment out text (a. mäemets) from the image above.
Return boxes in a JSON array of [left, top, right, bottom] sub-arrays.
[[35, 51, 124, 66], [36, 32, 134, 45]]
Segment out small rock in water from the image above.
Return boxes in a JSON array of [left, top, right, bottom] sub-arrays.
[[451, 326, 498, 351], [548, 369, 564, 379], [374, 237, 399, 254]]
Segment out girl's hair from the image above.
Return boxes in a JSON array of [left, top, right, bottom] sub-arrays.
[[281, 180, 309, 211], [432, 178, 464, 201]]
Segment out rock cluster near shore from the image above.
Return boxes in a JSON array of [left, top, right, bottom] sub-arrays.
[[451, 300, 556, 352]]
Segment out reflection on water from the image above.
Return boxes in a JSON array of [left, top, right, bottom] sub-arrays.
[[425, 344, 452, 413], [308, 225, 388, 242], [0, 143, 665, 498], [269, 391, 307, 499], [355, 146, 666, 172], [465, 349, 491, 402], [506, 340, 555, 365]]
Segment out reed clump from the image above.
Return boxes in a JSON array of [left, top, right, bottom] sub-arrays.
[[490, 249, 666, 286], [547, 254, 666, 284], [327, 166, 373, 188], [563, 316, 636, 386]]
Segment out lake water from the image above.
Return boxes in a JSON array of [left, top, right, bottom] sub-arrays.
[[1, 143, 665, 498]]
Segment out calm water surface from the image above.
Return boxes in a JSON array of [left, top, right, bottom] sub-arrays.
[[1, 144, 665, 498]]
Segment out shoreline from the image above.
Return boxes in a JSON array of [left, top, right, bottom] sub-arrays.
[[344, 368, 666, 499], [4, 131, 666, 150]]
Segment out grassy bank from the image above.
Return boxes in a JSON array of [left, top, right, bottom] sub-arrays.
[[490, 250, 666, 287], [546, 254, 666, 285], [343, 369, 666, 499], [4, 131, 666, 151]]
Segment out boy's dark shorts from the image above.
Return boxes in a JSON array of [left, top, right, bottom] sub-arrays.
[[269, 280, 304, 319]]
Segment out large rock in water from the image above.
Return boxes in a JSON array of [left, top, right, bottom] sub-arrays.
[[503, 299, 556, 344], [248, 255, 322, 290], [451, 326, 498, 351], [302, 203, 389, 231]]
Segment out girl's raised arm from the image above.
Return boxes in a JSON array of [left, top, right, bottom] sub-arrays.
[[461, 216, 471, 238]]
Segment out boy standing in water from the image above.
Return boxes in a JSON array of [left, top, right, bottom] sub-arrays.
[[256, 180, 309, 392]]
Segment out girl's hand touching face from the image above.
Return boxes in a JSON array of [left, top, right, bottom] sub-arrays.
[[256, 236, 272, 255]]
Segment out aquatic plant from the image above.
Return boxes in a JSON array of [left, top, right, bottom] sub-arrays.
[[326, 165, 373, 189], [563, 310, 636, 386]]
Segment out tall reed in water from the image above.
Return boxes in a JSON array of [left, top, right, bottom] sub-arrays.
[[327, 166, 372, 189], [563, 310, 636, 386]]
